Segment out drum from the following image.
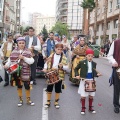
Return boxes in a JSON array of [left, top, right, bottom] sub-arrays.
[[45, 70, 59, 85], [84, 80, 96, 92], [7, 63, 18, 74]]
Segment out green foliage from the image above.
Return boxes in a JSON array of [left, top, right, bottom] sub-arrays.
[[41, 25, 48, 40], [20, 26, 24, 34], [51, 22, 69, 37], [80, 0, 95, 12], [23, 26, 31, 33]]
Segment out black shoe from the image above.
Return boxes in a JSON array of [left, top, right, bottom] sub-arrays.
[[114, 107, 119, 113], [4, 82, 9, 87], [33, 81, 37, 85]]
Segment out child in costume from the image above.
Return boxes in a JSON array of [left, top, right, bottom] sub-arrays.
[[75, 49, 101, 114], [4, 37, 35, 107], [43, 44, 68, 109]]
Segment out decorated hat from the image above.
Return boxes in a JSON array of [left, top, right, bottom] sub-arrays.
[[16, 37, 25, 42], [86, 49, 94, 55]]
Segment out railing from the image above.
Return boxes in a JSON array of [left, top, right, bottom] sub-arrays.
[[6, 15, 10, 21]]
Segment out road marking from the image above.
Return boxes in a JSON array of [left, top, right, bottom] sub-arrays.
[[42, 88, 48, 120]]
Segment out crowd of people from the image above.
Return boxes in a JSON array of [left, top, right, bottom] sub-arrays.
[[0, 26, 120, 115]]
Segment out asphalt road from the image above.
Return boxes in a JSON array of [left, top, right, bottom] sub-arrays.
[[0, 58, 120, 120]]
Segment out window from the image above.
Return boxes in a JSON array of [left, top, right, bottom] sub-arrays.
[[0, 0, 2, 8], [102, 23, 104, 30], [116, 0, 120, 8], [114, 19, 118, 28], [109, 2, 112, 12], [107, 22, 110, 30], [97, 25, 99, 31], [0, 11, 2, 20]]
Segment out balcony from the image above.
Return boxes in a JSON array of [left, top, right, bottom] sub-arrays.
[[5, 1, 9, 7], [60, 0, 68, 4], [61, 20, 67, 23], [60, 5, 68, 11], [11, 19, 15, 24], [6, 16, 10, 22]]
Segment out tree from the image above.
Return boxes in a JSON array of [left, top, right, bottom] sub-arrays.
[[80, 0, 95, 41], [51, 22, 69, 37], [103, 0, 108, 44], [23, 26, 31, 33], [41, 25, 48, 40], [93, 0, 98, 44], [20, 26, 24, 35]]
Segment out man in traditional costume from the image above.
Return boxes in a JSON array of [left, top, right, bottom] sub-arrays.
[[43, 44, 68, 109], [46, 32, 55, 57], [69, 37, 88, 85], [4, 37, 35, 107], [0, 34, 16, 86], [107, 39, 120, 113], [25, 27, 41, 85]]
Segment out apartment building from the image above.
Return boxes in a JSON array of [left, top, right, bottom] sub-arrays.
[[56, 0, 83, 36], [28, 13, 43, 28], [36, 16, 55, 35], [0, 0, 21, 39], [89, 0, 120, 45]]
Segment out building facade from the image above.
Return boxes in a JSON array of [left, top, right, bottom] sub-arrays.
[[56, 0, 83, 36], [89, 0, 120, 45], [16, 0, 21, 33], [28, 13, 43, 28], [0, 0, 20, 39], [35, 16, 55, 35]]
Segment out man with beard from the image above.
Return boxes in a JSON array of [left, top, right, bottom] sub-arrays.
[[46, 32, 55, 57], [25, 27, 41, 85]]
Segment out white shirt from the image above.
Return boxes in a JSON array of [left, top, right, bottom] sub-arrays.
[[87, 61, 92, 73], [0, 42, 13, 57], [107, 41, 116, 64], [28, 36, 41, 51], [44, 53, 68, 71]]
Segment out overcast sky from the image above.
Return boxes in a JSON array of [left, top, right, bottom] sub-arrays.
[[21, 0, 56, 22]]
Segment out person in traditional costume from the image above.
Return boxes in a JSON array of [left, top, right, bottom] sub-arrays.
[[75, 49, 101, 115], [43, 44, 68, 109], [0, 34, 16, 87], [69, 37, 88, 85], [54, 33, 61, 44], [37, 36, 46, 72], [25, 27, 41, 85], [107, 39, 120, 113], [70, 35, 79, 51], [4, 37, 35, 107], [46, 32, 55, 57]]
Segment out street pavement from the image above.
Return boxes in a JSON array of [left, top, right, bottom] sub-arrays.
[[0, 58, 120, 120]]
